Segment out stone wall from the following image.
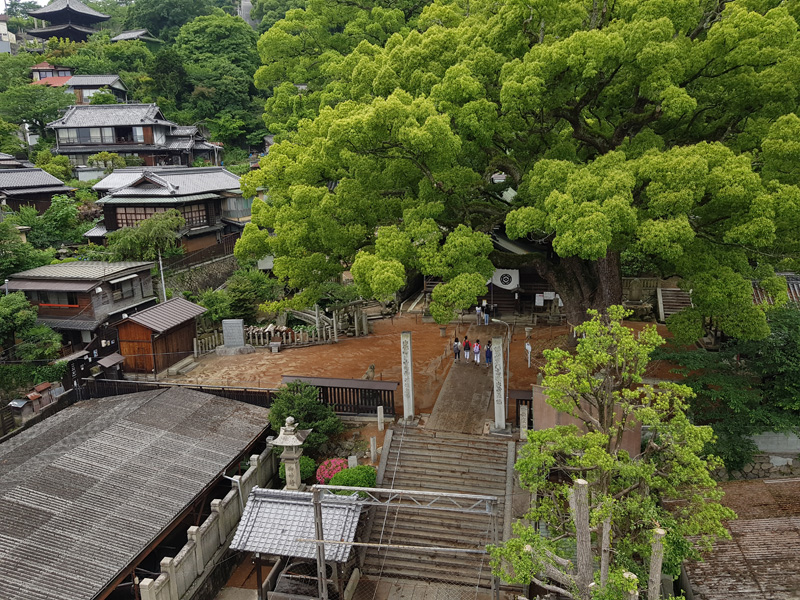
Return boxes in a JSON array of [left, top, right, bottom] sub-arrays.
[[163, 256, 238, 297], [713, 453, 800, 481]]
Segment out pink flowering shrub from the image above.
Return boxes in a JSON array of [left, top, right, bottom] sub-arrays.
[[316, 458, 348, 484]]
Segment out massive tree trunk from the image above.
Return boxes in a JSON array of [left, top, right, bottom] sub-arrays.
[[537, 250, 623, 337]]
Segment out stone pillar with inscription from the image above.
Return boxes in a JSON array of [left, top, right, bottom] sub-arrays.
[[272, 416, 311, 491], [400, 331, 415, 420], [492, 335, 506, 429]]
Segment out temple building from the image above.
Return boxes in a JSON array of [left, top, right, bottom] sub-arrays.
[[27, 0, 110, 43]]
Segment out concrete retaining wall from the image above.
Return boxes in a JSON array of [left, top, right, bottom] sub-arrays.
[[140, 447, 277, 600]]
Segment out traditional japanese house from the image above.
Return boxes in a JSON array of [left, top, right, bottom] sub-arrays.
[[48, 104, 220, 167], [32, 73, 129, 104], [2, 261, 156, 348], [0, 168, 73, 213], [86, 166, 247, 250]]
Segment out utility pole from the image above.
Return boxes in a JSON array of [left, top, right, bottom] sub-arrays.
[[157, 249, 167, 302]]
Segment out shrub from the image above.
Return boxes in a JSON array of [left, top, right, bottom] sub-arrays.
[[316, 458, 348, 484], [328, 465, 377, 496], [278, 455, 316, 482], [268, 382, 344, 454]]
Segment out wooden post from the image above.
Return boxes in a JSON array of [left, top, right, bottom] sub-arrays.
[[333, 311, 339, 342], [570, 479, 592, 600], [362, 309, 368, 336], [600, 507, 612, 588], [648, 528, 666, 600], [255, 553, 264, 600], [354, 309, 360, 336]]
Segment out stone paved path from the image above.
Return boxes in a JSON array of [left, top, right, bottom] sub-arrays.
[[425, 324, 506, 434]]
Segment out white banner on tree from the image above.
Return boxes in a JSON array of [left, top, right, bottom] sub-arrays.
[[490, 269, 520, 290]]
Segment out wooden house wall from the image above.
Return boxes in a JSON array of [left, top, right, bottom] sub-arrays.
[[117, 320, 154, 373], [152, 320, 196, 373]]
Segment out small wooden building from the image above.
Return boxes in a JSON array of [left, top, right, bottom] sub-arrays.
[[116, 298, 206, 375]]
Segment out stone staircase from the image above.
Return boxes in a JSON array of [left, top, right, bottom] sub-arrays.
[[362, 426, 512, 588], [657, 288, 692, 322]]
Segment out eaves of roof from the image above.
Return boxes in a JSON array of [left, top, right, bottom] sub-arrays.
[[96, 192, 221, 205]]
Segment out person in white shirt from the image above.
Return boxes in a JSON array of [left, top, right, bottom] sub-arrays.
[[473, 339, 481, 364]]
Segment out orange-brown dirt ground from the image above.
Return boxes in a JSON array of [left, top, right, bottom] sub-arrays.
[[168, 314, 681, 416]]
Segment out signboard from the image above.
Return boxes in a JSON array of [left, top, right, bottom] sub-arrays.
[[222, 319, 245, 348]]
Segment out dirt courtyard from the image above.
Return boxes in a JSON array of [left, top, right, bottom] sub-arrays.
[[167, 314, 677, 415]]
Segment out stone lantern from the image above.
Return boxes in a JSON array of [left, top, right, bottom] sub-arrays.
[[272, 416, 311, 491]]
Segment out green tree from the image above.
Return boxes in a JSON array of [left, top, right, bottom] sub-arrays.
[[88, 151, 126, 172], [89, 88, 119, 105], [251, 0, 304, 32], [225, 268, 282, 322], [0, 292, 59, 361], [657, 307, 800, 471], [106, 209, 185, 261], [175, 10, 259, 76], [268, 381, 344, 453], [0, 85, 75, 140], [0, 53, 37, 93], [0, 117, 25, 155], [240, 0, 800, 334], [34, 151, 73, 181], [488, 307, 735, 598], [126, 0, 216, 41], [9, 196, 88, 250], [0, 221, 55, 280]]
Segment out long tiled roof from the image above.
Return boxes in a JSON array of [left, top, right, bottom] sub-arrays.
[[111, 29, 162, 43], [31, 75, 72, 87], [48, 104, 174, 129], [66, 74, 122, 88], [10, 261, 153, 281], [122, 297, 206, 333], [0, 168, 68, 190], [0, 388, 270, 600], [231, 488, 363, 562], [96, 192, 221, 206], [94, 167, 240, 197]]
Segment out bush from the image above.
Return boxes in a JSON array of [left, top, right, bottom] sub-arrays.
[[316, 458, 348, 484], [268, 381, 344, 454], [328, 465, 377, 496], [278, 455, 316, 482]]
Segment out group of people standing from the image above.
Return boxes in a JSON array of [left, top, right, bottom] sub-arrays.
[[453, 336, 492, 366]]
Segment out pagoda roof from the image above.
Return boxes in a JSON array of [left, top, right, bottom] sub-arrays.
[[28, 23, 99, 42], [27, 0, 110, 25]]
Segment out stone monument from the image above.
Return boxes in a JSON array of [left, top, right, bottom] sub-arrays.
[[272, 416, 311, 491], [216, 318, 256, 355], [491, 335, 506, 430], [400, 331, 415, 420]]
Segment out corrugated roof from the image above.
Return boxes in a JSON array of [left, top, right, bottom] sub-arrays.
[[66, 74, 122, 88], [10, 261, 152, 281], [27, 0, 110, 21], [97, 352, 124, 368], [123, 297, 206, 333], [36, 316, 100, 331], [96, 192, 221, 206], [48, 104, 174, 129], [231, 487, 363, 562], [0, 388, 270, 600], [0, 168, 66, 190]]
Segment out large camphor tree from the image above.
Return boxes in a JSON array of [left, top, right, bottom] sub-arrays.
[[238, 0, 800, 338]]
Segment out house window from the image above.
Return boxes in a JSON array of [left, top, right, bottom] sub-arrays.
[[57, 70, 71, 77], [115, 126, 134, 143], [181, 204, 207, 227], [115, 206, 167, 228], [111, 280, 135, 300], [67, 154, 89, 166], [33, 291, 78, 306], [133, 127, 145, 143], [101, 127, 114, 143]]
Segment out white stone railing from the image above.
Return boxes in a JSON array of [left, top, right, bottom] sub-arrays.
[[140, 447, 277, 600]]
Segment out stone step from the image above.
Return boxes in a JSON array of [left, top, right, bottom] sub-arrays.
[[390, 457, 506, 486], [368, 522, 493, 546], [395, 431, 508, 449], [386, 443, 508, 462], [368, 509, 496, 533], [386, 450, 508, 474], [362, 553, 494, 586], [385, 478, 505, 498]]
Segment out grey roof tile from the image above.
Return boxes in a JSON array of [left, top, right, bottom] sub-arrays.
[[66, 74, 122, 88], [48, 104, 173, 128], [94, 167, 240, 197], [0, 168, 66, 190], [230, 488, 363, 562], [27, 0, 110, 20]]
